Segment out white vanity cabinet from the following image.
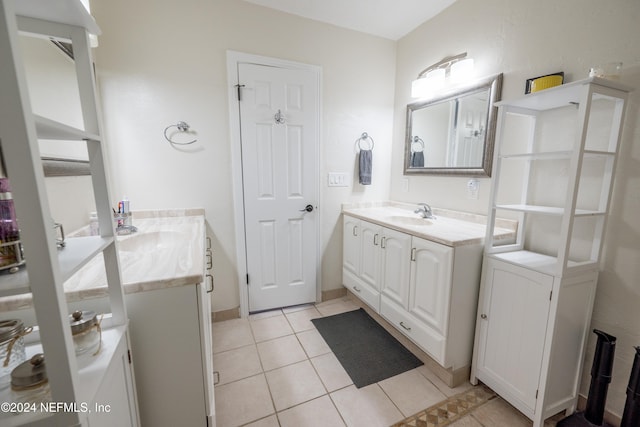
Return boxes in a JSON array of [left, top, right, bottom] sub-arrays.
[[471, 77, 632, 427], [343, 214, 483, 371], [343, 216, 383, 311]]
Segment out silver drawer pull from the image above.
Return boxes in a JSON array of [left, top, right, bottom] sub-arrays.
[[353, 225, 358, 237], [399, 321, 411, 331], [374, 234, 379, 246], [213, 371, 220, 385], [206, 274, 214, 293], [353, 286, 361, 293]]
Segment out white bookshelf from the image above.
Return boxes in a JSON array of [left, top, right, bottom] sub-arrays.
[[0, 0, 139, 425]]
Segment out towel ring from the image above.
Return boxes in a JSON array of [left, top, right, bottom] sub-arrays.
[[411, 136, 425, 152], [164, 121, 197, 145], [356, 132, 374, 151]]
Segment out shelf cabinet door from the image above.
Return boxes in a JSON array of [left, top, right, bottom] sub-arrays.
[[408, 237, 453, 337], [380, 228, 412, 307], [475, 257, 553, 412]]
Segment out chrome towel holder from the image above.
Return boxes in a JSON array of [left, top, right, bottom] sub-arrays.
[[356, 132, 374, 151], [164, 121, 197, 145]]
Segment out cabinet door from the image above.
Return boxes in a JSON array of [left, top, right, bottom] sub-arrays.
[[343, 216, 360, 275], [408, 237, 453, 336], [359, 221, 382, 290], [476, 258, 553, 412], [380, 228, 412, 307]]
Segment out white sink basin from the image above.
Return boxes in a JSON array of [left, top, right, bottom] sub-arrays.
[[386, 215, 433, 226], [117, 231, 187, 252]]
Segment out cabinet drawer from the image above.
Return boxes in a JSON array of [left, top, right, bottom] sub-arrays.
[[381, 296, 446, 366], [344, 268, 380, 312]]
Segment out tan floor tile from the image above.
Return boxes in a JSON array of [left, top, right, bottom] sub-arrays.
[[471, 397, 532, 427], [449, 414, 484, 427], [213, 344, 262, 385], [316, 298, 359, 317], [330, 384, 404, 427], [285, 306, 322, 332], [212, 318, 255, 353], [250, 314, 294, 342], [215, 374, 274, 427], [297, 328, 331, 358], [278, 395, 346, 427], [249, 309, 283, 321], [378, 368, 447, 417], [310, 352, 353, 392], [257, 334, 307, 371], [282, 303, 316, 314], [243, 414, 280, 427], [265, 360, 326, 411], [415, 365, 474, 397]]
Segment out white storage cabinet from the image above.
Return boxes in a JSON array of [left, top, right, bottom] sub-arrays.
[[0, 1, 139, 425], [471, 77, 632, 427]]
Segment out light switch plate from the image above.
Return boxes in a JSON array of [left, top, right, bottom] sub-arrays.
[[328, 172, 349, 187], [467, 179, 479, 199]]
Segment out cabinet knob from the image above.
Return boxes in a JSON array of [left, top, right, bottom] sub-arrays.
[[480, 314, 487, 320]]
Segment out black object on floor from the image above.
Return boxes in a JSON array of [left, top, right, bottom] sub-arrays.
[[558, 329, 617, 427], [311, 308, 423, 388], [557, 412, 614, 427], [621, 346, 640, 427], [585, 329, 617, 425]]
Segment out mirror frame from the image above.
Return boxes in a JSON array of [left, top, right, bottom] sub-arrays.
[[404, 73, 503, 177]]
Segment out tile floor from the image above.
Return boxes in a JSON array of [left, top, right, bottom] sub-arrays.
[[212, 297, 560, 427]]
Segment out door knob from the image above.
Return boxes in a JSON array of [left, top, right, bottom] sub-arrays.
[[299, 204, 314, 213]]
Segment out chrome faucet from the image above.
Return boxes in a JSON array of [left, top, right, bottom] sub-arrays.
[[414, 203, 435, 219]]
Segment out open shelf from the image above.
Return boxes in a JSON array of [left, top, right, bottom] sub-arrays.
[[14, 0, 101, 36], [0, 324, 127, 427], [0, 237, 113, 298], [496, 77, 633, 111], [489, 250, 598, 276], [494, 204, 606, 217], [35, 115, 100, 142]]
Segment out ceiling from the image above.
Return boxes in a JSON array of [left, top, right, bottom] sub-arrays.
[[242, 0, 457, 41]]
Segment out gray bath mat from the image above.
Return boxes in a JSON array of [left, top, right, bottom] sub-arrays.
[[311, 308, 423, 388]]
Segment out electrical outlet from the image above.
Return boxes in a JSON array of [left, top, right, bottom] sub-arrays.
[[467, 179, 479, 199], [328, 172, 349, 187]]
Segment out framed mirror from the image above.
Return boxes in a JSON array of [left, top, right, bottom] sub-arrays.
[[404, 73, 502, 177]]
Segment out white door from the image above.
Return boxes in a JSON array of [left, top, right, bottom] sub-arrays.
[[238, 62, 319, 312], [476, 257, 552, 412]]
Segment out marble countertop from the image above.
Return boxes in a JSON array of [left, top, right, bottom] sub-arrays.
[[0, 209, 205, 312], [342, 201, 517, 247]]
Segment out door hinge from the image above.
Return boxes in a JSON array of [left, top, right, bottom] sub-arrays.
[[246, 273, 250, 285], [235, 84, 245, 101], [127, 349, 132, 364]]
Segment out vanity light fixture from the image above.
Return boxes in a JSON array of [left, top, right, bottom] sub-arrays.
[[411, 52, 474, 98]]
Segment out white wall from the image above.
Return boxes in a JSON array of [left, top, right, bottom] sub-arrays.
[[392, 0, 640, 417], [90, 0, 396, 313]]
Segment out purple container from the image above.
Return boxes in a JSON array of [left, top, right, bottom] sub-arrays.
[[0, 177, 21, 269]]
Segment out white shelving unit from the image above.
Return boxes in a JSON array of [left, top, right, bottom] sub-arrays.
[[483, 76, 631, 276], [471, 77, 632, 427], [0, 1, 138, 425]]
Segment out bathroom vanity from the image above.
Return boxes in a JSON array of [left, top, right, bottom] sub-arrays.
[[342, 202, 515, 386], [0, 211, 215, 427]]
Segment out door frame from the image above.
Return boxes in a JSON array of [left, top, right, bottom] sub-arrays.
[[226, 50, 322, 318]]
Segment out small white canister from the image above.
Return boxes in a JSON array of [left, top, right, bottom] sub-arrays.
[[69, 310, 102, 356], [0, 319, 30, 389]]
